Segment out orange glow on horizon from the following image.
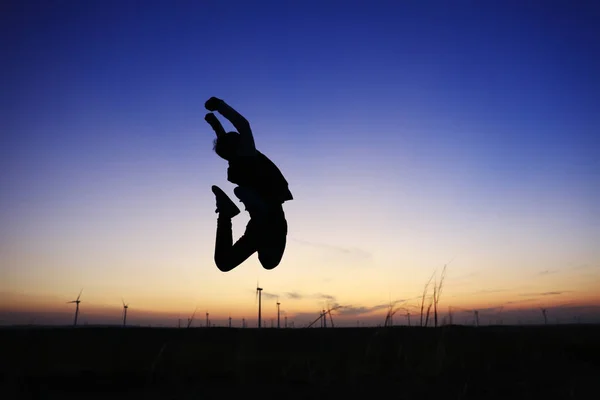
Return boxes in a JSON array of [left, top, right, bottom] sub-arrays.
[[3, 287, 599, 326]]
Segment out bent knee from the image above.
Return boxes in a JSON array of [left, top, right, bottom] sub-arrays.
[[259, 254, 283, 270], [214, 256, 237, 272]]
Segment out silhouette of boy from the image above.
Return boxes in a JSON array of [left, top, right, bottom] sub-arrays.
[[204, 97, 293, 272]]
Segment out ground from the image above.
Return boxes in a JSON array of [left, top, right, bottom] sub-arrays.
[[1, 325, 599, 399]]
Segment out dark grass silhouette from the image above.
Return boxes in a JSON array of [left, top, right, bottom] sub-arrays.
[[205, 97, 293, 273], [2, 325, 599, 399]]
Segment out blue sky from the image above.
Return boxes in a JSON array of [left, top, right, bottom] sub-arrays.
[[1, 0, 599, 326]]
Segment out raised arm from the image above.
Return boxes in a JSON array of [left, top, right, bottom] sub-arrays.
[[205, 97, 256, 156]]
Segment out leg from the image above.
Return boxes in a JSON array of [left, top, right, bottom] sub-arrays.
[[212, 185, 256, 272], [214, 216, 258, 272], [256, 210, 288, 270]]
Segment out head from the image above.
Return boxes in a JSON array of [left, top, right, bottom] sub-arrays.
[[213, 131, 240, 160]]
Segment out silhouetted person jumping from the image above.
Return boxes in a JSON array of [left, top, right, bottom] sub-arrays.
[[204, 97, 293, 272]]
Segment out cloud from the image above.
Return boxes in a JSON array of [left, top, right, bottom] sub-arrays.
[[282, 292, 337, 302], [281, 294, 406, 317], [538, 270, 558, 276], [337, 303, 391, 316], [290, 238, 373, 262], [337, 306, 372, 316], [519, 291, 570, 297], [479, 306, 505, 313], [316, 293, 336, 301], [504, 298, 541, 305]]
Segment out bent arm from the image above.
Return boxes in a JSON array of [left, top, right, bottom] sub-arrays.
[[216, 101, 256, 156]]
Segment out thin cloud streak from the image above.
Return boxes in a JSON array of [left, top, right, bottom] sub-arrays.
[[290, 238, 373, 261], [538, 270, 559, 276], [283, 292, 338, 302], [519, 291, 570, 297]]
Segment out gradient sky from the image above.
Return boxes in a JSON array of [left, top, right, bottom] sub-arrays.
[[1, 0, 599, 327]]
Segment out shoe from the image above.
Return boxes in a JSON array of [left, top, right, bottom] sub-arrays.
[[211, 186, 240, 218]]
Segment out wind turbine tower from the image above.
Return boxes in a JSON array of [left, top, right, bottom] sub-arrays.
[[256, 284, 263, 328], [122, 299, 129, 327], [67, 289, 83, 327], [277, 299, 281, 329]]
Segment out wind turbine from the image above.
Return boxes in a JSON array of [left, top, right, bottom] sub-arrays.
[[256, 282, 263, 328], [307, 305, 342, 328], [206, 312, 210, 328], [276, 298, 281, 329], [451, 306, 481, 327], [122, 298, 129, 327], [187, 306, 198, 328], [326, 306, 342, 328], [67, 289, 83, 327]]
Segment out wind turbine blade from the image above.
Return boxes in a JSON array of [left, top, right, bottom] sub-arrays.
[[77, 289, 83, 301], [307, 313, 323, 328]]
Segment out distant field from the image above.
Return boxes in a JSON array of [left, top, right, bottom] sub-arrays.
[[1, 325, 599, 399]]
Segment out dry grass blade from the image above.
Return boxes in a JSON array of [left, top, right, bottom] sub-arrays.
[[420, 269, 436, 327], [434, 264, 448, 327]]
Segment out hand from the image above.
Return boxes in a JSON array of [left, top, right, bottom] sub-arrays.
[[205, 97, 223, 111], [205, 112, 218, 124], [205, 113, 225, 136]]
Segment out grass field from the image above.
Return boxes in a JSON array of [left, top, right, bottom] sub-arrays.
[[2, 325, 599, 399]]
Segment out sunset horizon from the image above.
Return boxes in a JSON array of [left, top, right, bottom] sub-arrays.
[[2, 1, 599, 330], [3, 260, 600, 328]]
